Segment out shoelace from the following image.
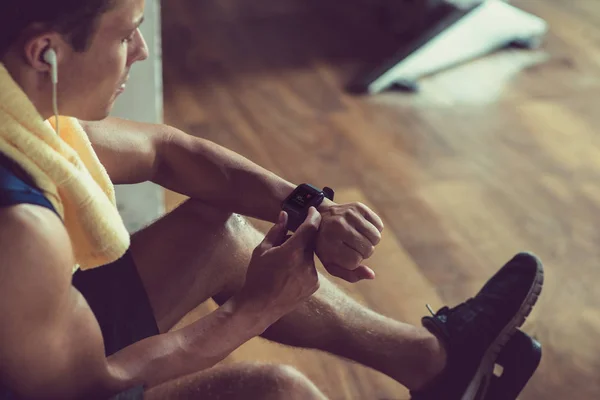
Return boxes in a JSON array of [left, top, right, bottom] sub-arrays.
[[426, 299, 498, 341]]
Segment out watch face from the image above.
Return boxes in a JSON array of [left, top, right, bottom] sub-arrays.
[[290, 191, 315, 208], [288, 186, 322, 209]]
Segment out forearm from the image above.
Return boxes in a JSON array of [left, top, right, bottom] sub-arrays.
[[105, 296, 270, 394], [153, 128, 296, 222]]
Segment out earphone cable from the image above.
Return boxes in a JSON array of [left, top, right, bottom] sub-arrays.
[[51, 74, 59, 135]]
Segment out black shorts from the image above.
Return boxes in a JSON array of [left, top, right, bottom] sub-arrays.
[[0, 250, 159, 400]]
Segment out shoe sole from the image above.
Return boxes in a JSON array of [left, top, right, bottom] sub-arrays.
[[461, 252, 545, 400]]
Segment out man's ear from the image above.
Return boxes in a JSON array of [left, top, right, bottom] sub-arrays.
[[21, 32, 64, 74]]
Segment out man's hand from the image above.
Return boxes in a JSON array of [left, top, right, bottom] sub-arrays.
[[237, 207, 322, 323], [316, 200, 384, 283]]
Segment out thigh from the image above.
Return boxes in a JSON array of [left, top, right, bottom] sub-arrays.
[[144, 362, 326, 400], [129, 199, 264, 333]]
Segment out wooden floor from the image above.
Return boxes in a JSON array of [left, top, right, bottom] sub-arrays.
[[160, 1, 600, 399]]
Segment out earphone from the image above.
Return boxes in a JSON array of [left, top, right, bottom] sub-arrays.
[[42, 48, 58, 84], [42, 47, 60, 135]]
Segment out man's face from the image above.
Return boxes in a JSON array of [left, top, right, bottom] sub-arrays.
[[58, 0, 148, 120]]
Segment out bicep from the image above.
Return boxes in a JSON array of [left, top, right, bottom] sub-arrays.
[[0, 206, 111, 399], [81, 117, 170, 185]]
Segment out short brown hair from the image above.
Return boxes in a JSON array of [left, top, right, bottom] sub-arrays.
[[0, 1, 117, 57]]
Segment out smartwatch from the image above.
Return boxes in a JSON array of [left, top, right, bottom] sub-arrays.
[[282, 184, 335, 232]]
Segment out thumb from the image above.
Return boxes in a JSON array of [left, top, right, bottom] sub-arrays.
[[260, 211, 289, 250], [285, 207, 321, 249]]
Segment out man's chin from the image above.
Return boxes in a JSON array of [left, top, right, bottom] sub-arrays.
[[73, 109, 112, 122], [87, 102, 116, 121], [54, 100, 114, 122], [63, 95, 119, 122]]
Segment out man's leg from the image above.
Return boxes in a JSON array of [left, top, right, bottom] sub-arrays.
[[144, 362, 327, 400], [130, 198, 446, 392]]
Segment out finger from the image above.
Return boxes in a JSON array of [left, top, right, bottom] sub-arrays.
[[284, 207, 322, 249], [325, 264, 375, 283], [346, 209, 382, 246], [342, 226, 376, 259], [358, 265, 376, 279], [315, 235, 363, 271], [355, 203, 384, 233], [333, 242, 363, 270], [260, 211, 289, 250]]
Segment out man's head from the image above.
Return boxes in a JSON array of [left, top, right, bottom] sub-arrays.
[[1, 0, 148, 121]]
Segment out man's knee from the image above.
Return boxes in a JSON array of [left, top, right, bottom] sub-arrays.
[[177, 198, 234, 226], [251, 363, 324, 398], [180, 198, 261, 240], [145, 362, 326, 400]]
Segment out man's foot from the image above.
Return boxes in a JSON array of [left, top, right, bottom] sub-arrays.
[[411, 252, 544, 400]]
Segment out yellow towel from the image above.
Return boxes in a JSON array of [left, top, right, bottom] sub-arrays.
[[0, 63, 130, 272]]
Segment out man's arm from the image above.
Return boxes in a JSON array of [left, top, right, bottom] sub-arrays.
[[0, 205, 275, 399], [82, 117, 382, 282], [153, 127, 299, 222], [80, 117, 164, 185], [81, 117, 297, 223]]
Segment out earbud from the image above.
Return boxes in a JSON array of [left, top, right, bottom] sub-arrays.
[[42, 47, 60, 135], [42, 48, 58, 84]]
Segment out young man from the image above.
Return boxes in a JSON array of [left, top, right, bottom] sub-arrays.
[[0, 1, 544, 399]]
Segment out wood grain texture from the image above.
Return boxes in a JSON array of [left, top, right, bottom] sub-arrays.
[[162, 0, 599, 398]]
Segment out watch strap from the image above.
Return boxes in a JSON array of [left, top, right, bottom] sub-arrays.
[[282, 203, 305, 232], [323, 186, 335, 201]]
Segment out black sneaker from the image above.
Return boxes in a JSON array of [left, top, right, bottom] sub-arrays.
[[410, 252, 544, 400]]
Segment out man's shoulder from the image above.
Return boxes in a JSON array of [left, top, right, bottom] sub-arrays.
[[0, 204, 73, 279], [0, 202, 61, 234]]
